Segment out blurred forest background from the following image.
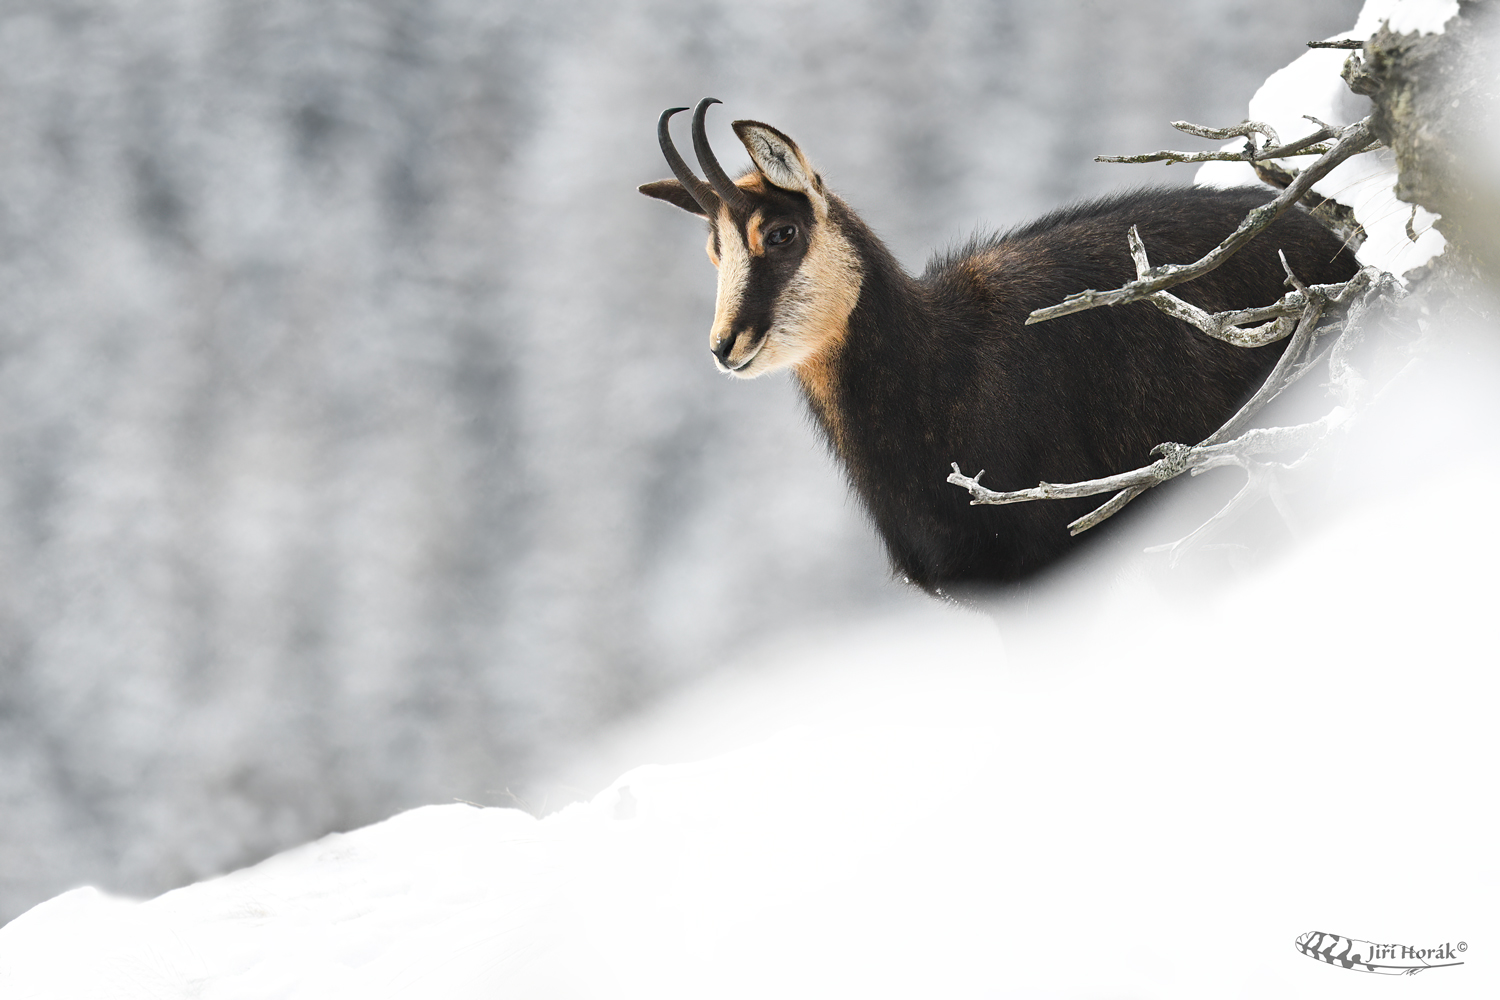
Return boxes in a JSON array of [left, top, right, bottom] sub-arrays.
[[0, 0, 1360, 922]]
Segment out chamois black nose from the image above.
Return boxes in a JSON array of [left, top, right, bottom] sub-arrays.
[[712, 332, 740, 368]]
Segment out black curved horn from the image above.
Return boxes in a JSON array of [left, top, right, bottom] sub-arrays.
[[692, 98, 754, 215], [658, 106, 719, 215]]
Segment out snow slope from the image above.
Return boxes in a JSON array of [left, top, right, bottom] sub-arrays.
[[1, 483, 1495, 999]]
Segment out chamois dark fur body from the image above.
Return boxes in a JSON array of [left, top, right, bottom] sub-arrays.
[[640, 103, 1359, 592], [817, 186, 1357, 589]]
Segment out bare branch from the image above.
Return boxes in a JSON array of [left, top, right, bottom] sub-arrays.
[[947, 413, 1337, 535], [1096, 118, 1352, 166], [1307, 39, 1365, 49], [1143, 461, 1276, 564], [1257, 124, 1339, 160], [1097, 118, 1276, 166], [1116, 227, 1374, 349], [1199, 282, 1335, 446], [1029, 117, 1378, 326], [1278, 250, 1309, 295], [1170, 119, 1281, 146], [1068, 486, 1148, 535], [1250, 154, 1367, 252], [1141, 263, 1375, 349], [1126, 224, 1152, 274], [1095, 147, 1261, 166], [1095, 143, 1338, 166], [947, 98, 1405, 563], [947, 265, 1395, 540]]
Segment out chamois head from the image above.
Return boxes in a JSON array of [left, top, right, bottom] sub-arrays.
[[640, 99, 862, 378]]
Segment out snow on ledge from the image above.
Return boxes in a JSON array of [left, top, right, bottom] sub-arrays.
[[1355, 0, 1461, 36], [1196, 0, 1454, 278]]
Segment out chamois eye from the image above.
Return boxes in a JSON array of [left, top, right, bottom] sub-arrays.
[[766, 225, 796, 247]]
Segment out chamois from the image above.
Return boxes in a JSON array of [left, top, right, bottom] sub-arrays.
[[640, 99, 1359, 591]]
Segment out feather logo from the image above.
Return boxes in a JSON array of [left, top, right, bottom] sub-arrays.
[[1295, 931, 1466, 975]]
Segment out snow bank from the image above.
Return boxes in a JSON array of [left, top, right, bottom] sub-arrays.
[[1196, 0, 1454, 276], [2, 470, 1496, 998]]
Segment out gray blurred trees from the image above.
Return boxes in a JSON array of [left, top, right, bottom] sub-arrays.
[[0, 0, 1360, 921]]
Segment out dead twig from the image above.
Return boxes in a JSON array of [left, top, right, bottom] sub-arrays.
[[948, 269, 1400, 555], [1127, 233, 1378, 348], [1030, 117, 1379, 325], [946, 101, 1407, 564], [1095, 117, 1349, 166], [1251, 157, 1366, 252]]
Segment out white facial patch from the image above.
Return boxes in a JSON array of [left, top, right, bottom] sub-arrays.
[[709, 206, 752, 363]]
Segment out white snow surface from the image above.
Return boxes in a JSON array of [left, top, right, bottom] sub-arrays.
[[1195, 0, 1454, 277], [4, 2, 1495, 997], [2, 457, 1497, 998], [1354, 0, 1461, 35]]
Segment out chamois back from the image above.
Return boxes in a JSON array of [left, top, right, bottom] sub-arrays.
[[832, 187, 1356, 587]]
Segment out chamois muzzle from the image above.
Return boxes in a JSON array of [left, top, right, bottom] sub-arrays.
[[711, 328, 763, 372]]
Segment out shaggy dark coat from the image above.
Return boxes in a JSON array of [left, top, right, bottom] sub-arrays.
[[806, 186, 1358, 590]]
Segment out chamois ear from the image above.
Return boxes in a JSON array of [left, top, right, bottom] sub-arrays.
[[639, 179, 711, 218], [732, 120, 828, 214]]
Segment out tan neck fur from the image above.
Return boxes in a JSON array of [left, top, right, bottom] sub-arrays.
[[794, 342, 848, 457]]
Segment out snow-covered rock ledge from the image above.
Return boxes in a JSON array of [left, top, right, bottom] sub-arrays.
[[1194, 0, 1462, 278]]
